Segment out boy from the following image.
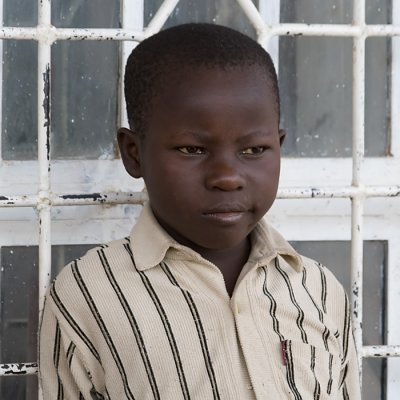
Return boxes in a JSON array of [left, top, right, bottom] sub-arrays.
[[39, 24, 361, 399]]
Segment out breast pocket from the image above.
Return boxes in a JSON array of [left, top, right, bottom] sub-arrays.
[[279, 339, 342, 400]]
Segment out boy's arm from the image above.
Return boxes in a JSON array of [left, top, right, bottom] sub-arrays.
[[39, 294, 94, 399], [338, 296, 362, 400], [340, 334, 361, 399]]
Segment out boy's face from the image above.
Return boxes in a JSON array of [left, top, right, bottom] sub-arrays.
[[119, 65, 284, 252]]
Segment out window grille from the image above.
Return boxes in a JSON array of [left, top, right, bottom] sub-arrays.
[[0, 0, 399, 399]]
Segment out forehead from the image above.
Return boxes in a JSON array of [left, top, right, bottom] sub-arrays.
[[143, 65, 279, 140], [151, 64, 277, 114], [160, 63, 270, 90]]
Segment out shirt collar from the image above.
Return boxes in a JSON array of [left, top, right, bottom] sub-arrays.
[[130, 202, 303, 272], [247, 219, 303, 272]]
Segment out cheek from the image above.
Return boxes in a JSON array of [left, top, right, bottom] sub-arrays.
[[145, 162, 196, 203], [253, 157, 281, 184]]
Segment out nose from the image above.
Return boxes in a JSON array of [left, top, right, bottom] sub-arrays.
[[205, 156, 245, 191]]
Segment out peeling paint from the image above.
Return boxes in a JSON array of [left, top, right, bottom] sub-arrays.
[[0, 362, 38, 376], [42, 63, 51, 167], [61, 193, 103, 202]]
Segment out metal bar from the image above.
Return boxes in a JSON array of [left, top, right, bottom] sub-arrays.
[[351, 0, 366, 378], [362, 346, 400, 358], [236, 0, 266, 34], [37, 0, 52, 344], [0, 363, 38, 377], [1, 24, 400, 42], [2, 343, 399, 377], [0, 27, 145, 41], [268, 23, 400, 37], [37, 3, 52, 398], [144, 0, 179, 37], [1, 186, 399, 208]]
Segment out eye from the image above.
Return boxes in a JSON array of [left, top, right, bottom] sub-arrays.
[[240, 146, 267, 155], [177, 146, 205, 155]]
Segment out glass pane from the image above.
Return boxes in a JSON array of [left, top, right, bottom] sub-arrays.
[[0, 245, 93, 363], [0, 245, 95, 400], [290, 241, 387, 400], [362, 358, 386, 400], [0, 376, 37, 400], [280, 0, 391, 25], [365, 37, 391, 156], [1, 2, 120, 160], [145, 0, 256, 38], [2, 0, 37, 159], [280, 0, 352, 24], [3, 0, 37, 27], [52, 0, 120, 28], [1, 40, 38, 160], [366, 0, 391, 24], [279, 37, 390, 157], [279, 37, 352, 157], [51, 41, 119, 159]]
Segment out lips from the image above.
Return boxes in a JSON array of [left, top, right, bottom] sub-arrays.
[[203, 203, 248, 214], [202, 204, 248, 224]]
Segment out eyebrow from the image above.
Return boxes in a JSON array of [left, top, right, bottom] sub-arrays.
[[170, 131, 209, 141], [171, 130, 274, 142], [235, 130, 275, 143]]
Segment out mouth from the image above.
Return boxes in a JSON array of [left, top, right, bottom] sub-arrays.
[[202, 204, 248, 224]]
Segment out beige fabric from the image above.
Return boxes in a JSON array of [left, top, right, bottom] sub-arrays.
[[39, 203, 361, 399]]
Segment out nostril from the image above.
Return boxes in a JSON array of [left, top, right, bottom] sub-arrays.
[[207, 174, 245, 191]]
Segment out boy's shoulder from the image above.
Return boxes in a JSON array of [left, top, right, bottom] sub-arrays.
[[51, 236, 134, 294], [299, 254, 346, 293]]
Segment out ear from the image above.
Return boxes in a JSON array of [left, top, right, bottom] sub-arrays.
[[278, 129, 286, 147], [117, 127, 143, 178]]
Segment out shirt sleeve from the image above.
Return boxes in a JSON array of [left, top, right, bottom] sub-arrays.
[[39, 293, 94, 400]]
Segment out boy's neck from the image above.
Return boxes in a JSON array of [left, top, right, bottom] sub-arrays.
[[197, 236, 251, 297], [154, 213, 252, 296]]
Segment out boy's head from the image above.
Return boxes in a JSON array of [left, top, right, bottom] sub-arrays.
[[118, 23, 285, 253], [124, 23, 280, 135]]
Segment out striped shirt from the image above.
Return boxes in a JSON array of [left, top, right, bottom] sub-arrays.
[[39, 203, 361, 399]]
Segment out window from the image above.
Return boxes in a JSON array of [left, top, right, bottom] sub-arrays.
[[1, 1, 399, 399]]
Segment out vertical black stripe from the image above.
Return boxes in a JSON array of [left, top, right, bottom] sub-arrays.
[[53, 322, 61, 367], [53, 322, 64, 400], [161, 262, 221, 399], [261, 267, 284, 341], [50, 284, 101, 363], [97, 249, 160, 400], [66, 342, 76, 368], [339, 364, 348, 389], [302, 269, 331, 352], [316, 263, 328, 313], [124, 244, 191, 400], [71, 261, 136, 400], [342, 382, 350, 400], [285, 341, 303, 400], [275, 258, 308, 343], [310, 346, 321, 400], [342, 294, 350, 363], [302, 268, 324, 321], [327, 353, 334, 394]]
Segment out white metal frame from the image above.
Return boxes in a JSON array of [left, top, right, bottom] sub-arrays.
[[0, 0, 399, 398]]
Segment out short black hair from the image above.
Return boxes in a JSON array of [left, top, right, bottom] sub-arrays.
[[124, 23, 279, 135]]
